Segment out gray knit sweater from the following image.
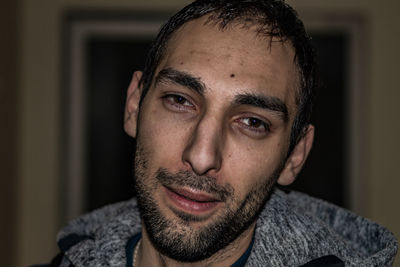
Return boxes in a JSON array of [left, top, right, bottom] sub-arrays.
[[56, 189, 398, 266]]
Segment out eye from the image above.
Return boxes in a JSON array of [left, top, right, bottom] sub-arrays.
[[162, 94, 195, 111], [235, 117, 270, 135]]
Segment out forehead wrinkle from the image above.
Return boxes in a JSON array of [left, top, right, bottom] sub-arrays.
[[156, 18, 298, 118]]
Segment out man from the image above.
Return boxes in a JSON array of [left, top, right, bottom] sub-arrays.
[[49, 0, 398, 266]]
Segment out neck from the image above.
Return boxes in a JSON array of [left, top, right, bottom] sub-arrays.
[[136, 223, 255, 267]]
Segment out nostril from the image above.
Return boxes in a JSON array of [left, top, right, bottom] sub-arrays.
[[182, 141, 222, 176]]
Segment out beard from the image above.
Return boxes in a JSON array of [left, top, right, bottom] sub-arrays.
[[134, 143, 283, 262]]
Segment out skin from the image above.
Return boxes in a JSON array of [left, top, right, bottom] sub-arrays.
[[124, 16, 314, 267]]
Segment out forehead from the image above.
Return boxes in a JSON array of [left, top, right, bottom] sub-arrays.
[[156, 16, 299, 114]]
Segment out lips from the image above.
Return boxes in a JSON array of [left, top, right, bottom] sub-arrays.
[[171, 187, 220, 202], [164, 186, 221, 214]]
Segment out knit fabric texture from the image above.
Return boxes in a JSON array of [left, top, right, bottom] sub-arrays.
[[56, 189, 398, 266]]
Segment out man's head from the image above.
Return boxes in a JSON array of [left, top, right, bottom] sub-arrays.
[[124, 0, 316, 264], [139, 0, 316, 153]]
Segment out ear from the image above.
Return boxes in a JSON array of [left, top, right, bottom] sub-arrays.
[[124, 71, 143, 138], [277, 125, 315, 186]]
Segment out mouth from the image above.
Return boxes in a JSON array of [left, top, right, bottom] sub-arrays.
[[164, 185, 222, 214]]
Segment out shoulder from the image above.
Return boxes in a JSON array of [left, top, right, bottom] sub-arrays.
[[51, 198, 142, 266], [247, 189, 398, 266]]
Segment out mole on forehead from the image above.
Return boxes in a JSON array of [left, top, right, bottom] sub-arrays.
[[230, 73, 235, 78]]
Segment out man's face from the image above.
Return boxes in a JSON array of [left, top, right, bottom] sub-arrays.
[[131, 17, 299, 262]]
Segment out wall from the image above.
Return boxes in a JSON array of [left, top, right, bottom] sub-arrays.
[[0, 1, 19, 266], [294, 3, 400, 266], [12, 0, 400, 266]]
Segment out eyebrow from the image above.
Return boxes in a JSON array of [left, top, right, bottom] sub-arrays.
[[155, 67, 206, 95], [234, 93, 289, 122], [155, 67, 288, 122]]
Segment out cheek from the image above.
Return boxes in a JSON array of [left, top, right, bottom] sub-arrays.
[[137, 105, 190, 169], [222, 139, 287, 199]]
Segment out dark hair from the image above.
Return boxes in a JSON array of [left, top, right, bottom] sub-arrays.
[[140, 0, 317, 153]]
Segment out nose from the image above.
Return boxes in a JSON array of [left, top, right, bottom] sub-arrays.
[[182, 115, 223, 175]]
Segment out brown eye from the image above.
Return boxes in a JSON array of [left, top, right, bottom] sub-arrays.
[[248, 118, 262, 128], [237, 117, 271, 135], [173, 95, 187, 104], [162, 94, 195, 111], [242, 118, 265, 129]]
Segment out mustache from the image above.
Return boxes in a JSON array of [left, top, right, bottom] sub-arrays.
[[155, 168, 234, 201]]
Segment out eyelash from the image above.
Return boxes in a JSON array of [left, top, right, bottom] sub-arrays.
[[162, 94, 196, 111], [235, 117, 271, 134], [162, 93, 271, 135]]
